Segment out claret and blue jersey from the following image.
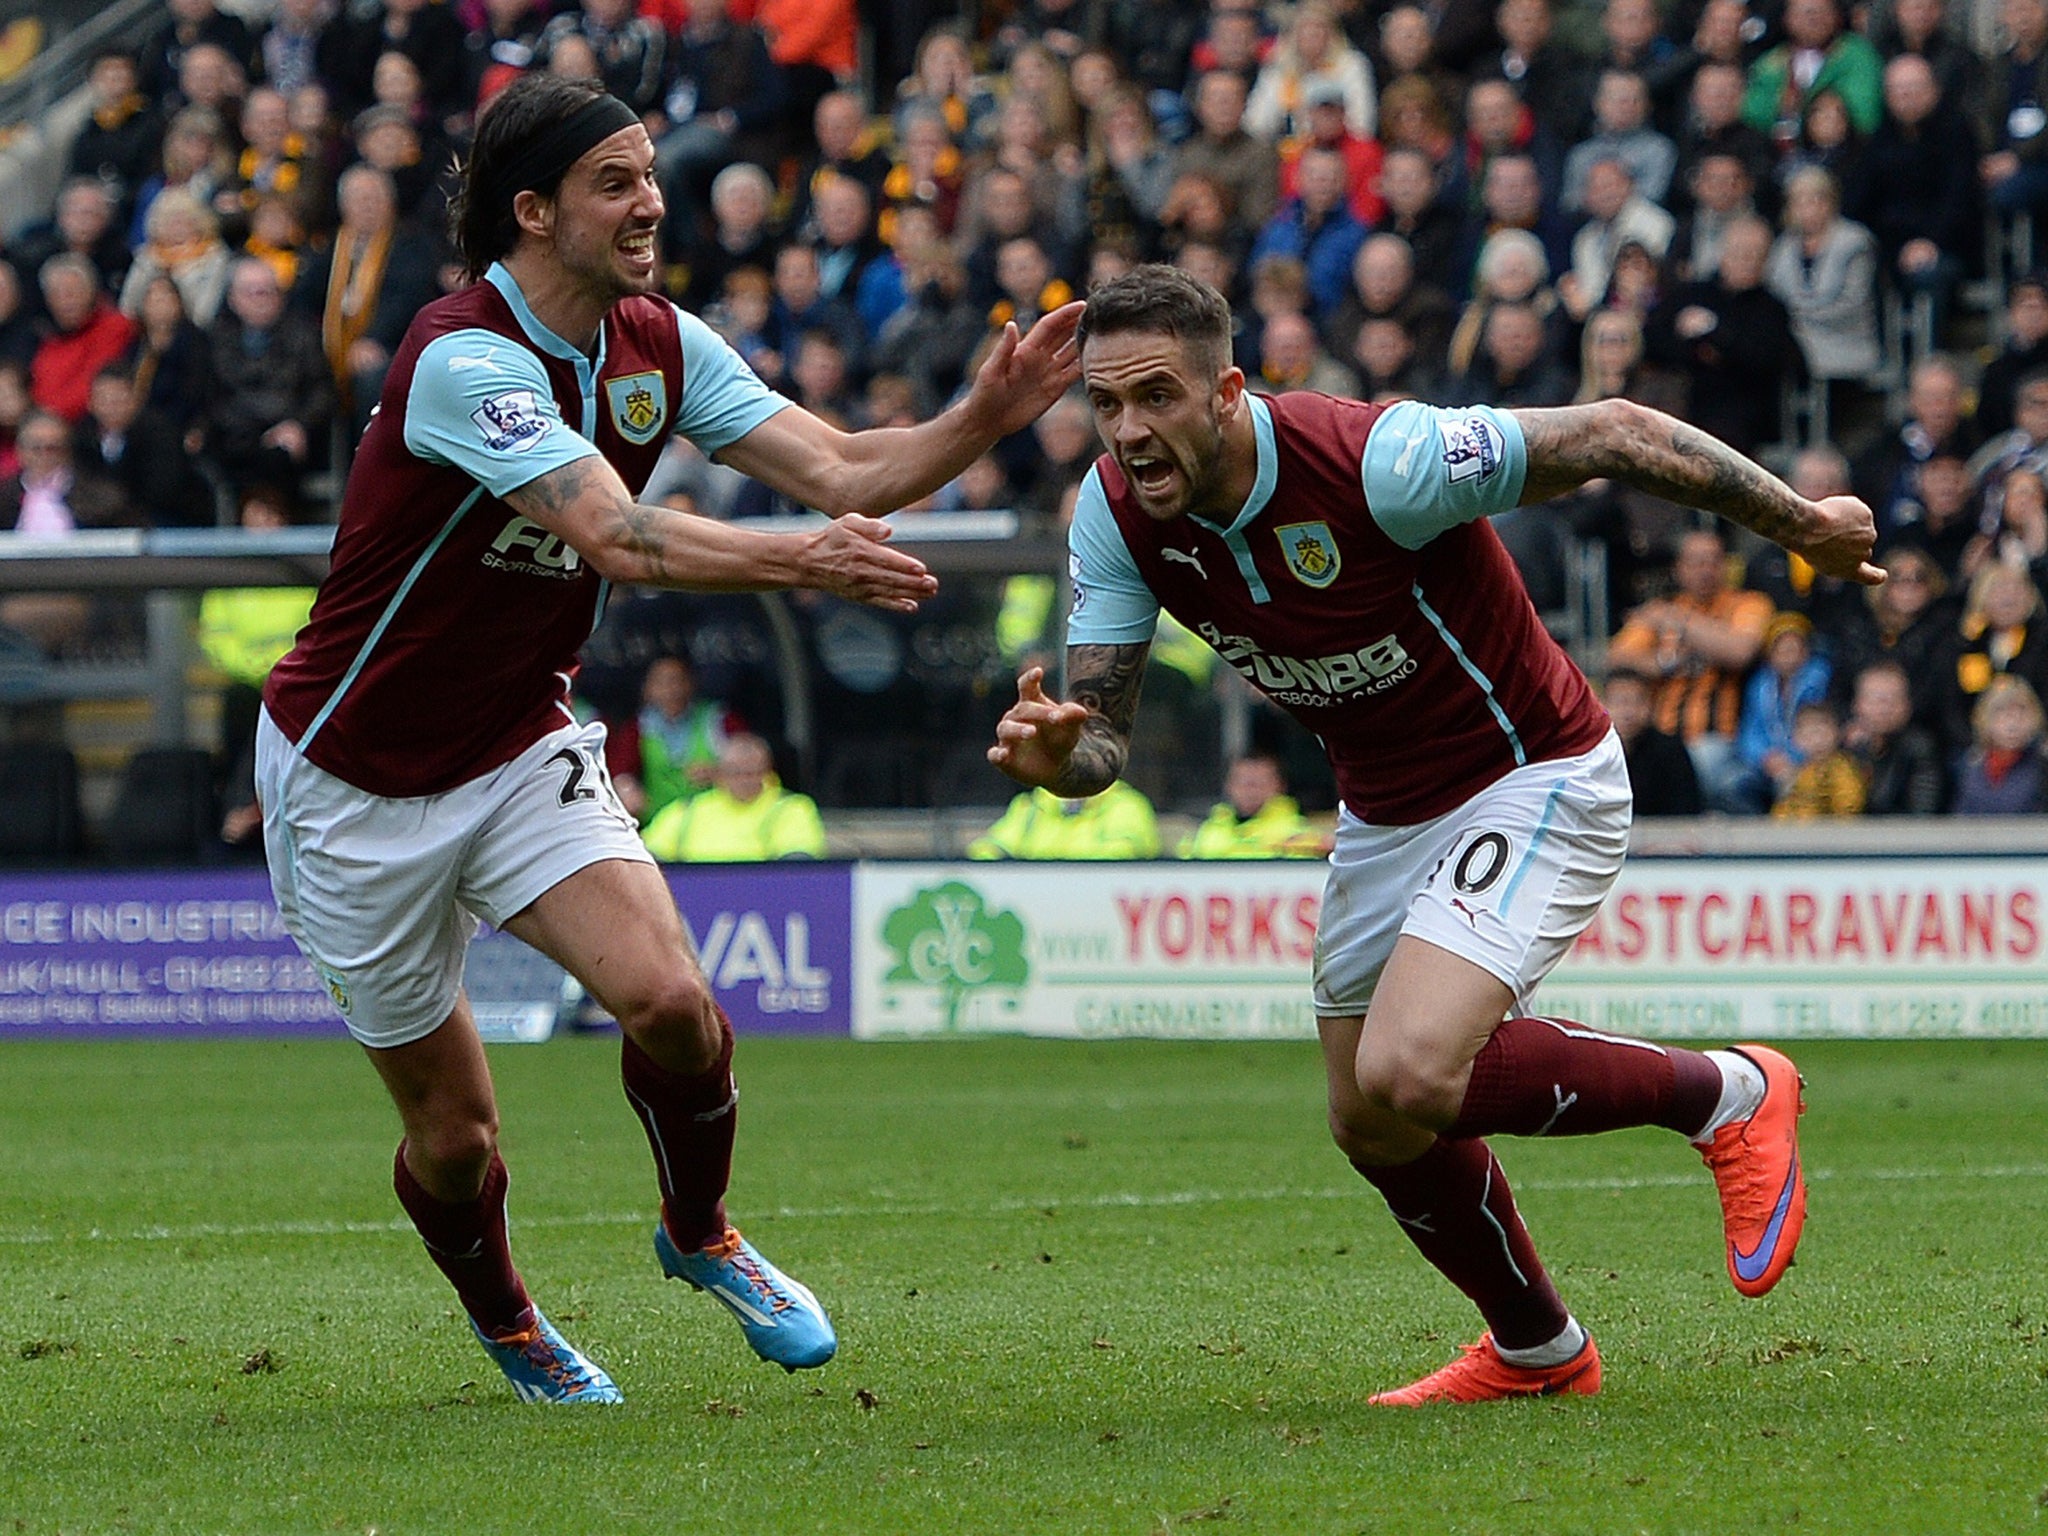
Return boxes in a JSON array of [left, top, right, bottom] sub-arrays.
[[1068, 392, 1611, 825], [264, 263, 790, 799]]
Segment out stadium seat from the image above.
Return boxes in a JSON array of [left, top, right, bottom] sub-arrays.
[[0, 742, 82, 864], [103, 747, 219, 866]]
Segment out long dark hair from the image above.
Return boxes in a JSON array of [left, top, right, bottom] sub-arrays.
[[450, 74, 612, 282]]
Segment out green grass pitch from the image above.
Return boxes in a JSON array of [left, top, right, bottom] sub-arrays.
[[0, 1035, 2042, 1534]]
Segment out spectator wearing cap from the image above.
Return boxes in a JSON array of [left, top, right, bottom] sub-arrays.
[[1279, 79, 1387, 227], [1562, 69, 1678, 211]]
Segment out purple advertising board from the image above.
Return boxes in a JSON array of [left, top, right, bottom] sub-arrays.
[[0, 864, 853, 1038]]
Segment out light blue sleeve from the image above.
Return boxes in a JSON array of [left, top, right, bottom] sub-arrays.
[[1064, 467, 1160, 646], [670, 303, 792, 453], [1360, 399, 1529, 551], [403, 328, 602, 498]]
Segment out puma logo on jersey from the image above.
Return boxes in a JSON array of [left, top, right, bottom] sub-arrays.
[[482, 515, 584, 579], [447, 347, 501, 371], [1162, 547, 1207, 578]]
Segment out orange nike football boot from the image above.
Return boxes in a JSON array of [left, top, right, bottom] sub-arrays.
[[1369, 1331, 1602, 1406], [1699, 1044, 1807, 1298]]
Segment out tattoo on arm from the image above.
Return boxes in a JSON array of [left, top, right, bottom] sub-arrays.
[[1516, 402, 1809, 547], [1051, 642, 1148, 797]]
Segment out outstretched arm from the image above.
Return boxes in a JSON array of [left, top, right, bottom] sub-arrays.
[[1514, 399, 1884, 585], [505, 455, 938, 609], [715, 303, 1084, 517], [987, 644, 1150, 797]]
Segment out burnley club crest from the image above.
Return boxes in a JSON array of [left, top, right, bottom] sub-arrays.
[[1276, 521, 1341, 589], [604, 371, 666, 445]]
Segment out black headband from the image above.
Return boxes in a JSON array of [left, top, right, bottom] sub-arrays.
[[488, 92, 640, 207]]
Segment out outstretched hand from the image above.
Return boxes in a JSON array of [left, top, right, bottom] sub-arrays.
[[1796, 494, 1887, 586], [987, 666, 1091, 787], [967, 301, 1086, 440], [804, 514, 939, 612]]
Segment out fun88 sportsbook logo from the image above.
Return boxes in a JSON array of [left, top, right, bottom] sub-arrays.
[[1439, 413, 1504, 485], [471, 389, 550, 452]]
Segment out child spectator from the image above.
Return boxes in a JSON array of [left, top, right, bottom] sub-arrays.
[[1738, 612, 1833, 809], [1951, 676, 2048, 814], [1771, 701, 1867, 818]]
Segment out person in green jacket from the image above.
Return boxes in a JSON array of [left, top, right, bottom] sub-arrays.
[[1741, 0, 1884, 141], [616, 654, 736, 824], [1178, 753, 1327, 859], [968, 778, 1161, 859], [641, 733, 827, 861]]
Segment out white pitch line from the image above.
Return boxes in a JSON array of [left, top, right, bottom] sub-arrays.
[[0, 1163, 2042, 1250]]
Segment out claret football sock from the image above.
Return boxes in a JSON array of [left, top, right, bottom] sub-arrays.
[[1353, 1136, 1570, 1351], [621, 1009, 736, 1252], [1447, 1016, 1726, 1140], [392, 1141, 535, 1340]]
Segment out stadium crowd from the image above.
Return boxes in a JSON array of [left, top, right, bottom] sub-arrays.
[[5, 0, 2048, 838]]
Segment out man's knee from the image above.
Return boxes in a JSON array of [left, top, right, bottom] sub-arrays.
[[404, 1105, 500, 1192], [1328, 1099, 1435, 1166], [616, 968, 721, 1064], [1354, 1036, 1466, 1133]]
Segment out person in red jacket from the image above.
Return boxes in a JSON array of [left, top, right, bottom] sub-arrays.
[[28, 256, 137, 424]]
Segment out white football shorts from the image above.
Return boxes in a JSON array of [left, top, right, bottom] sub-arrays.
[[1313, 731, 1631, 1018], [255, 708, 653, 1049]]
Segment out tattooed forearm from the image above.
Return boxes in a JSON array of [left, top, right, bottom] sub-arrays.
[[1050, 642, 1148, 797], [1515, 401, 1809, 547]]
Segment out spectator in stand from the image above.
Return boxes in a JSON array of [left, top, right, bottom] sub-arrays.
[[0, 411, 134, 653], [1562, 70, 1679, 211], [1249, 146, 1369, 316], [323, 0, 466, 122], [786, 329, 860, 426], [1375, 5, 1467, 135], [1007, 41, 1085, 152], [755, 0, 858, 125], [1820, 542, 1955, 714], [1258, 309, 1362, 395], [138, 0, 254, 103], [1672, 59, 1777, 218], [894, 24, 997, 151], [1608, 526, 1775, 810], [1349, 313, 1441, 399], [461, 0, 549, 112], [1979, 0, 2048, 223], [676, 161, 780, 312], [1932, 561, 2048, 755], [1846, 658, 1948, 812], [347, 104, 444, 227], [1098, 0, 1206, 105], [1786, 88, 1872, 190], [1449, 228, 1569, 379], [1485, 0, 1593, 144], [256, 0, 334, 103], [293, 164, 442, 439], [705, 267, 779, 385], [1453, 297, 1577, 404], [1179, 753, 1325, 858], [1280, 82, 1388, 228], [970, 779, 1161, 860], [1323, 232, 1457, 374], [1737, 611, 1835, 808], [1575, 307, 1681, 413], [868, 233, 981, 410], [199, 258, 334, 506], [1770, 700, 1867, 816], [1083, 87, 1176, 260], [1951, 675, 2048, 812], [1890, 453, 1983, 579], [128, 273, 210, 442], [68, 51, 161, 215], [992, 1, 1092, 69], [200, 484, 317, 845], [1766, 167, 1881, 410], [30, 256, 137, 425], [9, 179, 132, 314], [1241, 253, 1312, 373], [642, 734, 828, 862], [1975, 466, 2048, 588], [72, 363, 211, 528], [1464, 76, 1563, 214], [650, 0, 784, 205], [1017, 389, 1098, 519], [879, 106, 967, 246], [1853, 355, 1983, 540], [610, 654, 740, 825], [0, 263, 34, 370], [1377, 149, 1463, 289], [1667, 152, 1758, 281], [1559, 157, 1674, 323], [130, 106, 231, 246], [1605, 667, 1704, 813], [1454, 150, 1576, 295], [1246, 1, 1377, 142], [1188, 3, 1267, 93], [1377, 75, 1463, 197], [1744, 0, 1884, 146], [221, 86, 319, 237], [1872, 0, 1985, 125], [766, 244, 865, 381], [1979, 279, 2048, 441], [1845, 55, 1980, 339], [1970, 367, 2048, 508], [789, 91, 891, 234], [1175, 70, 1281, 233], [119, 189, 233, 330], [1596, 0, 1689, 126]]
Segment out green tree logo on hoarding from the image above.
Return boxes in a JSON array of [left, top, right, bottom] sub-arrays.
[[881, 881, 1029, 1030]]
